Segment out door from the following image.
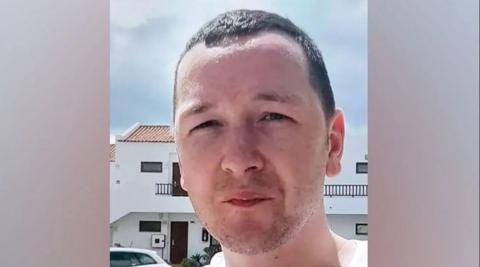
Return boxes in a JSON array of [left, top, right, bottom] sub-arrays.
[[172, 162, 188, 196], [170, 221, 188, 264]]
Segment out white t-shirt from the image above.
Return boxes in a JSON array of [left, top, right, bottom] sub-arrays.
[[343, 240, 368, 267], [206, 240, 368, 267]]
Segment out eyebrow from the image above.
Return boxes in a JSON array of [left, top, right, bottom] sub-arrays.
[[179, 91, 303, 120], [180, 102, 214, 119], [253, 92, 303, 105]]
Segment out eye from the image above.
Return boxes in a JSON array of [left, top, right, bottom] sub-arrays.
[[191, 120, 221, 132], [260, 112, 290, 121]]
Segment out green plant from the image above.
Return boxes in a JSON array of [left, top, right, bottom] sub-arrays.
[[191, 253, 203, 264], [180, 257, 201, 267], [201, 244, 222, 265], [180, 244, 222, 266]]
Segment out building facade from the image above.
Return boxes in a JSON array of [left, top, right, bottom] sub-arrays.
[[110, 123, 368, 264]]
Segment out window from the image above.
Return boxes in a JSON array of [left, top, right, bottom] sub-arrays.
[[356, 162, 368, 174], [110, 252, 140, 267], [355, 223, 368, 235], [141, 162, 162, 173], [110, 252, 157, 267], [139, 221, 162, 232], [202, 228, 209, 242], [136, 253, 157, 265]]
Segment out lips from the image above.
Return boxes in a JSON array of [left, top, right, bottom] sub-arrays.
[[223, 192, 274, 208], [227, 198, 271, 207]]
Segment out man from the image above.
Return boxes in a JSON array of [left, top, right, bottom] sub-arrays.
[[172, 9, 367, 267]]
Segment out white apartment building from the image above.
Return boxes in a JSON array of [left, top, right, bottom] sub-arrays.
[[110, 123, 368, 264]]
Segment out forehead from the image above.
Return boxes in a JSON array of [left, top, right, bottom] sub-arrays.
[[176, 32, 310, 99]]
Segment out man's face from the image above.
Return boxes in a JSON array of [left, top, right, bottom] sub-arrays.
[[174, 32, 341, 254]]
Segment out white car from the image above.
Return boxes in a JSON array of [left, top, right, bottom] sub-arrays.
[[110, 247, 171, 267]]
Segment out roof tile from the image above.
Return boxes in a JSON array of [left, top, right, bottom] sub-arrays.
[[122, 125, 174, 143]]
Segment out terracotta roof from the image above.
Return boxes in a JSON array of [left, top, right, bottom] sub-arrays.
[[122, 125, 174, 143], [110, 144, 115, 162]]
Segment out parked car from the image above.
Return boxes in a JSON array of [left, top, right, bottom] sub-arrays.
[[110, 247, 171, 267]]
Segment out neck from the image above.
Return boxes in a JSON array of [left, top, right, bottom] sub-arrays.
[[222, 209, 342, 267]]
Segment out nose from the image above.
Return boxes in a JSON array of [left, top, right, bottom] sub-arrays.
[[220, 126, 264, 176]]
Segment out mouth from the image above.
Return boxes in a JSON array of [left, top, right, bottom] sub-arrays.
[[226, 198, 273, 207], [223, 192, 274, 208]]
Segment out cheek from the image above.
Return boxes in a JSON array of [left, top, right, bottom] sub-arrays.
[[260, 128, 327, 172], [178, 139, 221, 192], [181, 133, 224, 158], [259, 130, 327, 200]]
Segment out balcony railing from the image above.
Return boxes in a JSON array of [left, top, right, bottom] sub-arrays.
[[156, 183, 368, 197], [155, 183, 173, 195], [324, 184, 368, 197]]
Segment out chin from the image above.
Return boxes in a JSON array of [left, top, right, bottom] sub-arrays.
[[212, 215, 295, 255], [218, 226, 292, 255]]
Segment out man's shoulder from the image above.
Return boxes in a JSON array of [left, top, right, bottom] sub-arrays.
[[202, 240, 367, 267], [346, 239, 367, 267], [204, 252, 225, 267]]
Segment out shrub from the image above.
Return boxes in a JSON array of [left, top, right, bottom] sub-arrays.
[[201, 244, 222, 265], [180, 244, 222, 267], [180, 257, 201, 267]]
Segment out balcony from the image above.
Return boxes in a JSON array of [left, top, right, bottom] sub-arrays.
[[324, 184, 368, 197], [156, 183, 368, 197], [156, 183, 173, 195]]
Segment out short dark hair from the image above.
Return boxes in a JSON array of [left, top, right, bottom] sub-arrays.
[[173, 9, 335, 121]]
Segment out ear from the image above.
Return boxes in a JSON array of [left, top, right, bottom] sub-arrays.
[[325, 110, 345, 177], [178, 159, 189, 192]]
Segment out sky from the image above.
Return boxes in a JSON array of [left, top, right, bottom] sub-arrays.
[[110, 0, 367, 143]]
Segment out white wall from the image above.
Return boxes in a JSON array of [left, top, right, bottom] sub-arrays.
[[324, 195, 367, 214], [327, 214, 368, 241], [111, 212, 210, 262], [110, 142, 195, 222], [116, 142, 177, 185], [111, 212, 168, 249]]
